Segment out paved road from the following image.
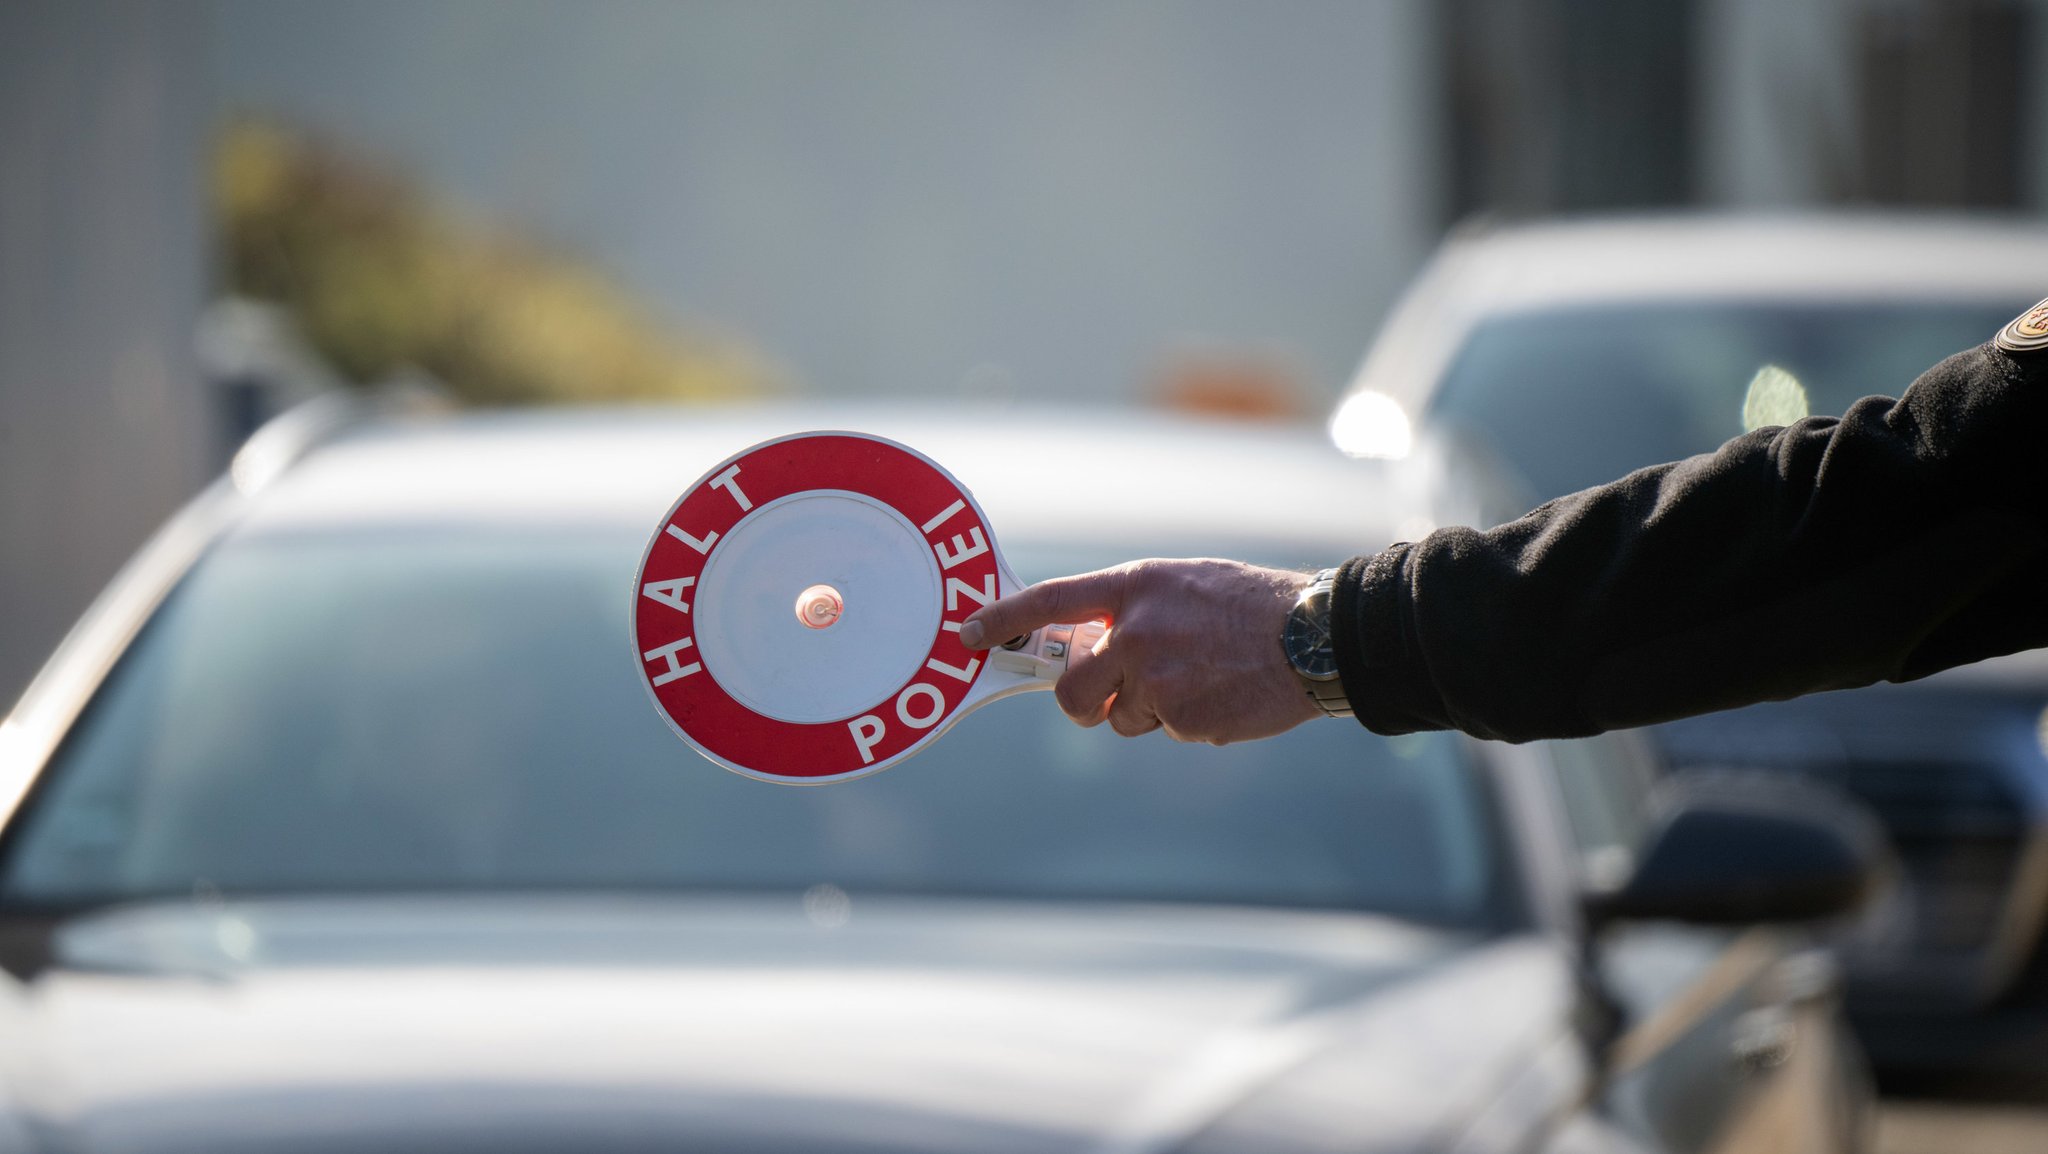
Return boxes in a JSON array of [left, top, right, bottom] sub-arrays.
[[1877, 1103, 2048, 1153]]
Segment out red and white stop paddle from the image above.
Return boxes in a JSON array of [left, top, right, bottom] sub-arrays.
[[631, 431, 1102, 785]]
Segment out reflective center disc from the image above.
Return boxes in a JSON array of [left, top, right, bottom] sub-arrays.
[[693, 491, 939, 724]]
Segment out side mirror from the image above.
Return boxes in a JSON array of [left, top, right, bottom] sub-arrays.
[[1582, 770, 1891, 928]]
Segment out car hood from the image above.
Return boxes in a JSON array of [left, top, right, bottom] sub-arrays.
[[0, 896, 1573, 1154]]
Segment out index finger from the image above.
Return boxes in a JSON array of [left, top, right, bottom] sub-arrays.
[[959, 565, 1128, 650]]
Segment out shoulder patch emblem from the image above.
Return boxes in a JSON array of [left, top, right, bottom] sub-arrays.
[[1996, 296, 2048, 354]]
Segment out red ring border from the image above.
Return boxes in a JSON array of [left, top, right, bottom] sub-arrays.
[[631, 432, 997, 782]]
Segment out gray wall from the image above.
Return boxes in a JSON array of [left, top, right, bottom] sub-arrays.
[[212, 0, 1445, 404], [0, 1, 214, 709]]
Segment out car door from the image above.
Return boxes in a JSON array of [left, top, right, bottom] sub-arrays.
[[1547, 733, 1867, 1154]]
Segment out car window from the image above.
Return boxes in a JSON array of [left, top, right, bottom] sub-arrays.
[[0, 527, 1514, 928], [1428, 300, 2021, 504]]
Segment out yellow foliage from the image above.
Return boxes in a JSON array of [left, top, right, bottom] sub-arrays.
[[213, 121, 775, 405]]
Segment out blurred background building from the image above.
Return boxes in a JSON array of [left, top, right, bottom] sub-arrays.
[[1, 1, 213, 719], [4, 0, 2046, 706]]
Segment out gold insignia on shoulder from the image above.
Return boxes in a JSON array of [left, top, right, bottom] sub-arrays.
[[1997, 296, 2048, 354]]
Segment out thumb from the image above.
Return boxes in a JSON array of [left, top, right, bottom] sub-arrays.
[[960, 566, 1127, 650]]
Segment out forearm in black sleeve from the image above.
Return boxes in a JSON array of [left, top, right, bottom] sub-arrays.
[[1329, 342, 2048, 743]]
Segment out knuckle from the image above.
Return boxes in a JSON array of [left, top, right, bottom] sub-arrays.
[[1035, 581, 1070, 623], [1109, 707, 1159, 738], [1156, 705, 1209, 746], [1053, 676, 1085, 714], [1109, 561, 1146, 601], [1055, 674, 1106, 721]]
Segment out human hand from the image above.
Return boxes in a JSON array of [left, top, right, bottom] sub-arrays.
[[958, 558, 1322, 744]]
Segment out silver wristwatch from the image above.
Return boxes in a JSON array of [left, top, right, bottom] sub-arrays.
[[1280, 568, 1353, 718]]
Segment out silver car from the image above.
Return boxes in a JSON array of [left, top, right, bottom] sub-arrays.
[[1333, 213, 2048, 1090], [0, 399, 1878, 1151]]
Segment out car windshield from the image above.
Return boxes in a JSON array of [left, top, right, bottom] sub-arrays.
[[1428, 300, 2022, 504], [0, 526, 1509, 928]]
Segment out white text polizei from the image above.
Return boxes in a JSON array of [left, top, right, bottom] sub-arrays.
[[844, 499, 991, 763]]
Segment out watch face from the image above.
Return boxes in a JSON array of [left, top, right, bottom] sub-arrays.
[[1283, 590, 1340, 680]]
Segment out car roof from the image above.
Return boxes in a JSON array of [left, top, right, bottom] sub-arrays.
[[1418, 213, 2048, 308], [236, 402, 1419, 563], [1342, 212, 2048, 419]]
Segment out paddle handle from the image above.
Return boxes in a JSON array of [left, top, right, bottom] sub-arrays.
[[986, 620, 1107, 681]]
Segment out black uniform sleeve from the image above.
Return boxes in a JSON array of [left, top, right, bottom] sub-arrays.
[[1329, 341, 2048, 743]]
